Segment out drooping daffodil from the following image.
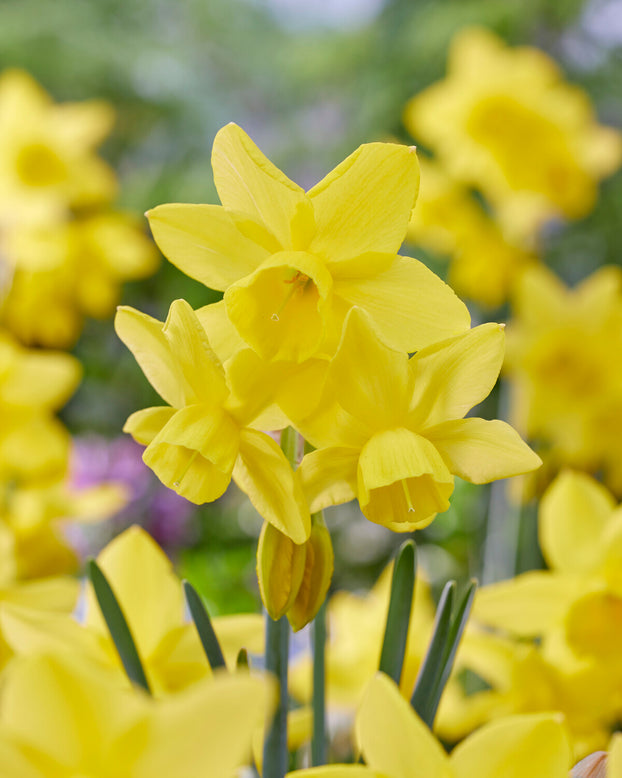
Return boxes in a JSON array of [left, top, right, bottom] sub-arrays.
[[115, 299, 310, 543], [297, 308, 541, 531], [147, 122, 470, 364]]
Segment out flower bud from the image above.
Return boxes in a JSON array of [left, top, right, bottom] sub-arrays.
[[257, 520, 306, 620], [288, 516, 334, 632]]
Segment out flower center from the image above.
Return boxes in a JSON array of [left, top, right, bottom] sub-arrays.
[[271, 270, 311, 322]]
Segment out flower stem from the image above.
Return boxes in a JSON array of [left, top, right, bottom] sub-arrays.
[[311, 598, 327, 766], [263, 614, 290, 778]]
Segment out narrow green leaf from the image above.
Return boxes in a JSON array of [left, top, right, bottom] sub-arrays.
[[379, 539, 417, 685], [236, 647, 249, 668], [428, 579, 478, 726], [87, 558, 151, 694], [183, 580, 227, 670], [311, 599, 327, 766], [410, 580, 455, 727]]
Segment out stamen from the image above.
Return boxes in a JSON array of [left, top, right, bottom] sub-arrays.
[[401, 479, 415, 513], [270, 271, 310, 321], [173, 450, 199, 488]]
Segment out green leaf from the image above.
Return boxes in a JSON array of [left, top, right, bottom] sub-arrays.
[[410, 580, 455, 727], [378, 539, 417, 686], [183, 580, 227, 670], [87, 558, 151, 694]]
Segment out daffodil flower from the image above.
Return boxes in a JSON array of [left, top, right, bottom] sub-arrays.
[[288, 673, 571, 778], [116, 299, 310, 543], [297, 308, 541, 531], [0, 651, 275, 778], [147, 122, 470, 364]]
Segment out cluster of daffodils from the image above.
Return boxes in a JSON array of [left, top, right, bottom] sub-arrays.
[[117, 120, 540, 628], [0, 69, 157, 347], [405, 27, 621, 308]]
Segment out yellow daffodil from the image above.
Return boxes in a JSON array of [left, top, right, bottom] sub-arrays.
[[147, 122, 470, 364], [407, 158, 537, 308], [0, 328, 80, 483], [297, 308, 540, 531], [1, 526, 265, 695], [290, 560, 435, 710], [404, 27, 622, 239], [116, 299, 310, 543], [504, 265, 622, 488], [0, 68, 116, 228], [289, 673, 572, 778], [257, 514, 334, 630], [2, 211, 158, 348], [0, 651, 275, 778]]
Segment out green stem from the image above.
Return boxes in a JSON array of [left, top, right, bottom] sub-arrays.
[[311, 599, 327, 766], [263, 615, 289, 778]]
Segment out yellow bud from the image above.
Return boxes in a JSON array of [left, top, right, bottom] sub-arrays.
[[570, 752, 607, 778], [257, 521, 307, 620], [287, 517, 334, 632]]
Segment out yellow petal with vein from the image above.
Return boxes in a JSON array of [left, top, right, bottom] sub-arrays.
[[299, 446, 359, 513], [124, 406, 176, 445]]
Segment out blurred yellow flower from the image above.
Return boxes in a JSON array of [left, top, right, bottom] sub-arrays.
[[2, 211, 158, 348], [504, 265, 622, 487], [0, 69, 116, 228], [0, 651, 274, 778], [407, 158, 537, 308], [298, 308, 540, 531], [148, 122, 470, 364], [404, 27, 622, 239], [116, 299, 310, 542]]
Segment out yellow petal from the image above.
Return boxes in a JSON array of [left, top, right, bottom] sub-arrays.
[[356, 673, 452, 778], [115, 305, 186, 408], [565, 590, 622, 660], [147, 203, 267, 290], [2, 349, 81, 410], [233, 429, 311, 543], [288, 517, 334, 631], [225, 251, 332, 362], [608, 734, 622, 778], [85, 526, 184, 660], [162, 299, 227, 405], [196, 300, 246, 363], [358, 428, 453, 531], [450, 713, 571, 778], [308, 142, 419, 262], [474, 571, 582, 636], [335, 255, 470, 352], [328, 307, 409, 431], [144, 404, 239, 503], [299, 446, 359, 513], [539, 470, 615, 575], [211, 122, 309, 249], [135, 669, 276, 778], [212, 613, 265, 668], [257, 521, 307, 620], [123, 407, 176, 445], [409, 323, 505, 429], [287, 768, 379, 778], [425, 418, 541, 483]]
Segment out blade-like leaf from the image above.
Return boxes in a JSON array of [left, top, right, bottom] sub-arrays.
[[410, 580, 455, 726], [428, 578, 478, 726], [183, 580, 227, 670], [379, 539, 417, 685], [87, 558, 151, 694]]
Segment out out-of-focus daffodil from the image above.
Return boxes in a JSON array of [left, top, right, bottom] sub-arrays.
[[148, 122, 470, 364], [2, 212, 158, 348], [297, 308, 540, 531], [504, 265, 622, 491], [0, 69, 116, 227], [407, 158, 537, 308], [404, 27, 622, 239], [0, 651, 275, 778], [116, 299, 310, 543], [0, 526, 265, 695], [289, 673, 572, 778], [0, 329, 80, 483]]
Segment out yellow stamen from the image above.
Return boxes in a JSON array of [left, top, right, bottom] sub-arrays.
[[173, 450, 199, 489], [401, 479, 415, 513], [271, 271, 310, 321]]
